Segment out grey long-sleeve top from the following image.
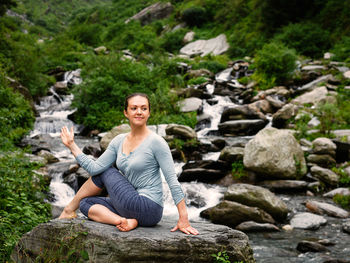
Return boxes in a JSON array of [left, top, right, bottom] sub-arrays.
[[75, 132, 184, 207]]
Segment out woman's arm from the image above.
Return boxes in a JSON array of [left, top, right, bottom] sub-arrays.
[[171, 199, 199, 235]]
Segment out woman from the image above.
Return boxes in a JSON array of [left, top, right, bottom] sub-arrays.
[[59, 93, 198, 235]]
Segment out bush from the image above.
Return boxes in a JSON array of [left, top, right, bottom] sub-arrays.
[[253, 41, 297, 88], [331, 36, 350, 62], [0, 151, 51, 261], [191, 60, 226, 74], [182, 6, 207, 27], [274, 22, 331, 58], [161, 28, 187, 53]]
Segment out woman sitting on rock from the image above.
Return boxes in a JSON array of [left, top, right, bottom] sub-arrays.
[[59, 93, 198, 235]]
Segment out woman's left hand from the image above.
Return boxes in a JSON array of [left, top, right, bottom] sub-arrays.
[[171, 218, 199, 235]]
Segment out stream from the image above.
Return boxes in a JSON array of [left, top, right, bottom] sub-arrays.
[[27, 69, 350, 262]]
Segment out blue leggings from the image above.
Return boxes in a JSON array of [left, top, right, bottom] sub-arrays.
[[79, 167, 163, 227]]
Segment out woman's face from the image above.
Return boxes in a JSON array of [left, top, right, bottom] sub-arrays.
[[124, 95, 150, 127]]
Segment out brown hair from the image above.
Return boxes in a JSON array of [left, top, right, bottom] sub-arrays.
[[124, 93, 151, 111]]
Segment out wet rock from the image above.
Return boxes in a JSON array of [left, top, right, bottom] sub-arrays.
[[12, 218, 255, 263], [166, 124, 197, 140], [305, 200, 349, 218], [200, 200, 275, 227], [21, 134, 52, 153], [243, 127, 307, 179], [182, 160, 230, 171], [258, 180, 308, 192], [218, 119, 267, 136], [310, 165, 340, 186], [312, 137, 337, 156], [24, 153, 47, 165], [272, 103, 299, 128], [306, 154, 336, 167], [180, 34, 229, 57], [37, 150, 59, 164], [178, 168, 226, 183], [296, 240, 328, 253], [177, 97, 202, 112], [100, 124, 131, 151], [290, 212, 327, 230], [343, 219, 350, 234], [186, 189, 206, 208], [125, 2, 174, 25], [53, 81, 68, 94], [82, 143, 102, 158], [235, 221, 279, 232], [296, 74, 333, 93], [219, 146, 244, 162], [323, 188, 350, 198], [248, 100, 274, 114], [265, 96, 285, 110], [224, 184, 289, 221], [220, 105, 266, 122]]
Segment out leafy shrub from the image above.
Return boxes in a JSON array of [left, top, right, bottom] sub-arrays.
[[182, 6, 207, 27], [274, 22, 331, 58], [0, 71, 34, 149], [333, 194, 350, 210], [188, 76, 208, 85], [314, 102, 339, 136], [253, 41, 297, 88], [161, 28, 187, 53], [191, 60, 226, 74], [331, 36, 350, 62], [0, 151, 51, 261], [232, 160, 247, 179]]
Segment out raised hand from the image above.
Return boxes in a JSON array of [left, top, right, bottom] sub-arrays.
[[60, 126, 75, 148]]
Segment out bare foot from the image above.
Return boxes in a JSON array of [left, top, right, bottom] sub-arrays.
[[58, 208, 77, 219], [116, 218, 138, 232]]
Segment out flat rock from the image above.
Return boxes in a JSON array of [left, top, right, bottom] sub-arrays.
[[125, 2, 174, 25], [343, 219, 350, 234], [296, 240, 328, 253], [11, 218, 256, 263], [218, 119, 267, 136], [290, 212, 327, 230], [258, 180, 308, 192], [323, 188, 350, 198], [235, 221, 279, 232], [177, 97, 202, 112], [305, 200, 349, 218], [180, 34, 229, 57]]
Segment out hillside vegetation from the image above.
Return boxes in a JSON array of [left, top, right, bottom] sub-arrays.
[[1, 0, 350, 261]]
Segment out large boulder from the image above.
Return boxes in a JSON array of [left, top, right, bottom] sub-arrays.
[[200, 200, 275, 227], [100, 124, 131, 151], [291, 86, 335, 106], [12, 218, 256, 263], [125, 2, 174, 25], [312, 137, 337, 156], [180, 34, 229, 57], [243, 128, 307, 179], [177, 97, 202, 112], [272, 103, 299, 128], [166, 124, 197, 140], [224, 184, 289, 221]]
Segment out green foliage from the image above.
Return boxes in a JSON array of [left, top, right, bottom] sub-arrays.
[[188, 76, 208, 85], [274, 22, 331, 58], [191, 60, 226, 74], [0, 151, 51, 261], [211, 250, 242, 263], [161, 28, 187, 53], [331, 36, 350, 63], [182, 6, 207, 27], [231, 160, 247, 179], [0, 0, 16, 16], [333, 194, 350, 210], [0, 71, 35, 149], [314, 102, 339, 136], [332, 165, 350, 186], [253, 41, 297, 88], [294, 113, 312, 140]]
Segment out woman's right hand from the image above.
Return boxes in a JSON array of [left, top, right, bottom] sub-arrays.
[[60, 126, 75, 148]]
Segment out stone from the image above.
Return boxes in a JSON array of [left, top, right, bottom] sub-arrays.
[[218, 119, 267, 136], [177, 97, 202, 112], [183, 31, 195, 43], [220, 105, 266, 122], [324, 52, 335, 59], [344, 71, 350, 79], [306, 154, 336, 167], [82, 143, 102, 158], [296, 240, 328, 253], [24, 153, 47, 165], [219, 146, 244, 163], [224, 184, 289, 221], [343, 219, 350, 234], [291, 86, 331, 105], [166, 124, 197, 140], [272, 103, 299, 128], [301, 65, 326, 71], [243, 127, 307, 179], [215, 67, 234, 83], [235, 221, 279, 232], [305, 200, 349, 218], [312, 137, 337, 155], [290, 212, 327, 230], [94, 46, 107, 54], [200, 200, 275, 227], [180, 34, 229, 57], [178, 168, 226, 183], [125, 2, 174, 25], [100, 124, 131, 151], [54, 81, 68, 94], [248, 100, 274, 114], [282, 225, 293, 231], [37, 150, 59, 164], [323, 188, 350, 198], [258, 180, 308, 192], [310, 165, 340, 186], [11, 218, 255, 263], [265, 96, 285, 109], [187, 69, 213, 78], [297, 74, 333, 93]]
